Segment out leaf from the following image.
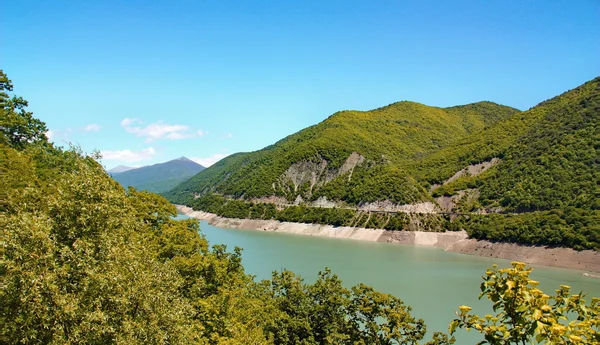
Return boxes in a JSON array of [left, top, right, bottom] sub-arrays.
[[536, 333, 545, 343], [449, 320, 459, 334], [516, 304, 529, 312]]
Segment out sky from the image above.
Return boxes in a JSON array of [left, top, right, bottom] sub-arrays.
[[3, 0, 599, 169]]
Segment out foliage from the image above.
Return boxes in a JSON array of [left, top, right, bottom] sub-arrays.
[[449, 262, 599, 344], [477, 78, 599, 212], [1, 142, 453, 344], [2, 145, 198, 344], [3, 71, 459, 344], [416, 77, 598, 212], [460, 208, 599, 250], [165, 101, 518, 204], [312, 164, 426, 205], [0, 70, 48, 149], [266, 269, 455, 345], [3, 71, 598, 344], [186, 194, 455, 232], [166, 77, 600, 251]]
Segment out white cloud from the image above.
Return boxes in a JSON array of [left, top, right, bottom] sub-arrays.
[[165, 132, 191, 140], [83, 123, 101, 132], [197, 130, 207, 137], [44, 128, 73, 142], [191, 153, 230, 167], [101, 147, 156, 162], [120, 118, 194, 142], [223, 133, 233, 139], [121, 118, 141, 127]]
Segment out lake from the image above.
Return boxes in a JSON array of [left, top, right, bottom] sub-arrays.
[[177, 215, 600, 343]]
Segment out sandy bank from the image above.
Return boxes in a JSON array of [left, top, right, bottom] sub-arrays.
[[176, 205, 600, 273]]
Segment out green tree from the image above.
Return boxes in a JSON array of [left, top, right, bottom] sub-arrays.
[[0, 69, 48, 149], [265, 269, 455, 345], [449, 262, 599, 344], [1, 145, 197, 344]]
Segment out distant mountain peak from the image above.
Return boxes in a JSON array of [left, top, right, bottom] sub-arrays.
[[110, 156, 205, 193], [108, 165, 138, 174]]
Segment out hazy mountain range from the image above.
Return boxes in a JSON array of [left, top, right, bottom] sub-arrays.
[[110, 157, 204, 193]]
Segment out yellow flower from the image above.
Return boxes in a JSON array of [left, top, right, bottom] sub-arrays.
[[550, 324, 566, 334], [459, 305, 472, 313], [511, 261, 526, 270]]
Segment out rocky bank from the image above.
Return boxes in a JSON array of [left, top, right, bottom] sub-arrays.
[[175, 205, 600, 274]]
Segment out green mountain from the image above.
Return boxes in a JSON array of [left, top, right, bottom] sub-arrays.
[[111, 157, 204, 193], [166, 101, 519, 204], [165, 77, 599, 250]]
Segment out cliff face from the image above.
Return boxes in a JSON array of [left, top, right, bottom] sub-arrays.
[[276, 152, 366, 198]]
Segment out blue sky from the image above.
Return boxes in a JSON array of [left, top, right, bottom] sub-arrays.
[[3, 1, 599, 169]]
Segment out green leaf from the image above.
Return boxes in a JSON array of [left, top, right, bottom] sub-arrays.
[[449, 320, 459, 334]]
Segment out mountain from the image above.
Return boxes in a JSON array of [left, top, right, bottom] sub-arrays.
[[165, 77, 599, 250], [419, 77, 598, 211], [108, 165, 138, 174], [112, 157, 205, 193], [166, 101, 519, 204]]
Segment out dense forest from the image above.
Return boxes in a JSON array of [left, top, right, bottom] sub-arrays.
[[3, 72, 599, 344], [165, 101, 519, 203], [165, 78, 599, 251]]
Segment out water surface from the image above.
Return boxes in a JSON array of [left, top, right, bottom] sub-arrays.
[[177, 215, 600, 343]]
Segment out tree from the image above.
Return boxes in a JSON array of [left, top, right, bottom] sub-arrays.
[[1, 144, 197, 344], [0, 70, 48, 149], [266, 269, 455, 345], [0, 69, 13, 107], [449, 262, 599, 344]]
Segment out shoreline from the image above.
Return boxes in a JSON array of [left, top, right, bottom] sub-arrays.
[[175, 205, 600, 274]]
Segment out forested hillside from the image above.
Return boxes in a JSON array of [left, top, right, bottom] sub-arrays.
[[166, 78, 599, 251], [111, 156, 204, 193], [165, 101, 519, 204], [423, 78, 599, 250]]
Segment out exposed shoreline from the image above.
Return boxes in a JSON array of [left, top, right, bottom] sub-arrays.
[[175, 205, 600, 274]]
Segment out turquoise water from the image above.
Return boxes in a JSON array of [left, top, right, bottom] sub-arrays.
[[177, 215, 600, 343]]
